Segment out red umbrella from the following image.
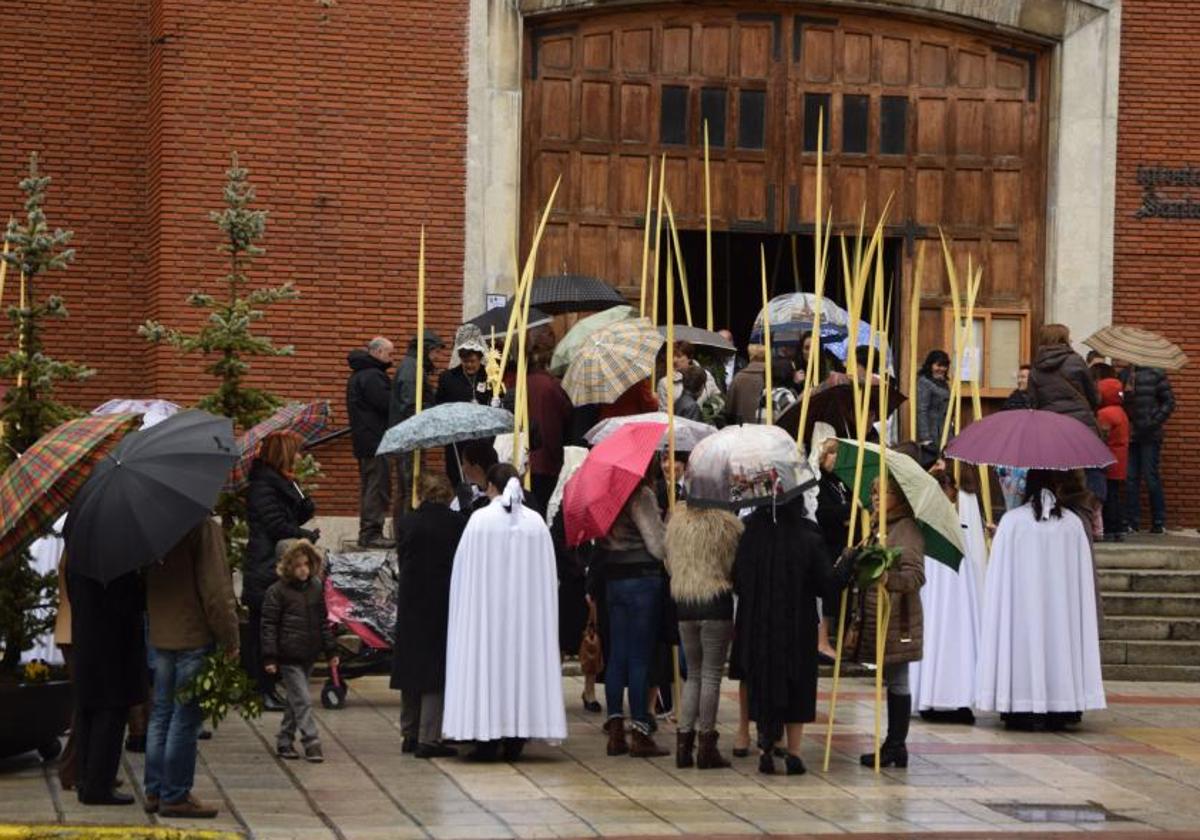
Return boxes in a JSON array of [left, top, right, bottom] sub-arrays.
[[945, 409, 1114, 469], [563, 421, 666, 547]]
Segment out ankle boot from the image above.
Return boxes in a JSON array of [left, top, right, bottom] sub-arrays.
[[604, 717, 628, 756], [695, 731, 730, 769], [675, 731, 695, 768], [629, 728, 669, 758], [859, 692, 911, 768]]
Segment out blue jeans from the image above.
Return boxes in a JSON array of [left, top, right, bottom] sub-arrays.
[[1125, 439, 1165, 528], [604, 575, 663, 732], [144, 647, 208, 804]]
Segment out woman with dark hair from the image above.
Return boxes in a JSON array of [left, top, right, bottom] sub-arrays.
[[976, 469, 1105, 730], [916, 350, 952, 447], [244, 431, 318, 711]]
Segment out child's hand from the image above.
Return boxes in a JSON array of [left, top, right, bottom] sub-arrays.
[[265, 664, 277, 675]]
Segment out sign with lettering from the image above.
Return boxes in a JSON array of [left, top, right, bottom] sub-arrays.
[[1135, 165, 1200, 219]]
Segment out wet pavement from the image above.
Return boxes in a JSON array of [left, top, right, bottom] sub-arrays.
[[3, 675, 1200, 839]]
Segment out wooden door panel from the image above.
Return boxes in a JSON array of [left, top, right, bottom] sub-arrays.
[[881, 36, 910, 85], [663, 26, 692, 74], [540, 80, 573, 140], [580, 81, 613, 142], [919, 42, 949, 87], [579, 154, 610, 213], [700, 26, 731, 76], [738, 25, 773, 79], [842, 32, 872, 83], [583, 33, 613, 70], [620, 29, 652, 72], [619, 83, 652, 142]]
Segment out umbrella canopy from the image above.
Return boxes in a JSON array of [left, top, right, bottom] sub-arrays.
[[685, 424, 816, 511], [563, 421, 665, 547], [944, 409, 1115, 470], [750, 293, 851, 343], [92, 398, 181, 427], [466, 302, 552, 338], [562, 317, 665, 406], [585, 412, 716, 452], [550, 305, 635, 374], [1084, 325, 1188, 370], [775, 379, 906, 443], [657, 325, 736, 354], [832, 439, 965, 570], [0, 413, 142, 564], [64, 410, 238, 584], [226, 401, 332, 490], [530, 274, 627, 314], [376, 401, 514, 456]]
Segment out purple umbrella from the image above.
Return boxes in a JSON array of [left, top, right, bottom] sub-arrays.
[[945, 409, 1114, 470]]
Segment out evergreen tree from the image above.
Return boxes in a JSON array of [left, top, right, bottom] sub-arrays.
[[0, 153, 89, 669]]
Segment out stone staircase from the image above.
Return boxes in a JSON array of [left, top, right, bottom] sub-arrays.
[[1097, 535, 1200, 682]]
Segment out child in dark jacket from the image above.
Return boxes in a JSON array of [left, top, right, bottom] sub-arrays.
[[262, 540, 338, 762], [1096, 377, 1130, 542]]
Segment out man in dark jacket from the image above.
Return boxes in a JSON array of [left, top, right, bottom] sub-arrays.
[[346, 337, 396, 548], [389, 329, 444, 519], [1120, 365, 1175, 533], [1027, 336, 1099, 432]]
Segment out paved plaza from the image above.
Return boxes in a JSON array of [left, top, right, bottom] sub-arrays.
[[2, 675, 1200, 839]]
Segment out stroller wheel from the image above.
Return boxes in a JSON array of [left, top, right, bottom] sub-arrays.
[[320, 680, 347, 710]]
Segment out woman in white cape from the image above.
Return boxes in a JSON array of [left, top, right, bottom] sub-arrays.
[[975, 469, 1105, 729], [442, 464, 568, 760]]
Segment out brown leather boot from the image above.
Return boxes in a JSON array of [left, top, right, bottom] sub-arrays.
[[604, 717, 628, 756], [696, 730, 731, 769], [629, 728, 669, 758], [675, 730, 695, 768]]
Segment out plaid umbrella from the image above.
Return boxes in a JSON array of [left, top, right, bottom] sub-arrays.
[[562, 317, 665, 406], [226, 401, 332, 490], [531, 274, 626, 314], [0, 413, 141, 563], [1084, 325, 1188, 370], [550, 305, 634, 374]]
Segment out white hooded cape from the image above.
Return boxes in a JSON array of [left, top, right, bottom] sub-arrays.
[[442, 480, 567, 741], [975, 491, 1106, 713], [910, 491, 987, 711]]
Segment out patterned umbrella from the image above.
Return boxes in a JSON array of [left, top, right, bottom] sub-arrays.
[[226, 401, 332, 491], [562, 317, 665, 406], [750, 292, 851, 343], [1084, 325, 1188, 370], [376, 401, 515, 456], [585, 411, 717, 452], [0, 413, 141, 563], [684, 424, 817, 511], [550, 305, 634, 374], [531, 274, 626, 314]]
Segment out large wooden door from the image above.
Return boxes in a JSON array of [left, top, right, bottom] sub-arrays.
[[522, 4, 1049, 356]]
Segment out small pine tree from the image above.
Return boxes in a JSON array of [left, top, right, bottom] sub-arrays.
[[0, 153, 90, 670]]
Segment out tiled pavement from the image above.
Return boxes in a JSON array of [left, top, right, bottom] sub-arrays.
[[3, 676, 1200, 839]]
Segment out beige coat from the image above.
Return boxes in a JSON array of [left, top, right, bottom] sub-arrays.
[[664, 503, 743, 604], [849, 516, 925, 666]]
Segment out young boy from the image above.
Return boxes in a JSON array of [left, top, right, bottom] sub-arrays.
[[1096, 377, 1130, 542], [261, 540, 338, 761]]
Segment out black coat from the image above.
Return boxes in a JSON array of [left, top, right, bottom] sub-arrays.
[[1028, 344, 1099, 432], [346, 349, 393, 459], [731, 501, 847, 724], [67, 569, 146, 710], [815, 470, 852, 554], [261, 577, 335, 666], [245, 463, 316, 602], [389, 502, 467, 693], [1120, 366, 1175, 442], [436, 366, 490, 406], [1002, 388, 1034, 410]]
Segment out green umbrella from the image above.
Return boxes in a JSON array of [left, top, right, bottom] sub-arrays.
[[550, 305, 634, 374], [833, 439, 964, 570]]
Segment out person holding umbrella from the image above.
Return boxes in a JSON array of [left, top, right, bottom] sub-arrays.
[[436, 325, 491, 486]]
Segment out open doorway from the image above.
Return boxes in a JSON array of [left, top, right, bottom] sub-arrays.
[[659, 230, 904, 358]]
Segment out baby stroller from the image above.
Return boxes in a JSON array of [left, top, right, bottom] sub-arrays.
[[319, 548, 397, 709]]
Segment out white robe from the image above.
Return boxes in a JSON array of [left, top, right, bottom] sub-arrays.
[[442, 484, 567, 741], [975, 491, 1106, 714], [910, 492, 986, 711]]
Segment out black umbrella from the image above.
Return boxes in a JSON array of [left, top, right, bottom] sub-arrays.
[[774, 379, 907, 444], [65, 410, 237, 584], [466, 302, 552, 337], [530, 275, 626, 314]]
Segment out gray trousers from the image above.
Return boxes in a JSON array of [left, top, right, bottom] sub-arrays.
[[278, 664, 319, 748], [357, 456, 392, 542], [677, 619, 733, 733], [400, 690, 444, 746]]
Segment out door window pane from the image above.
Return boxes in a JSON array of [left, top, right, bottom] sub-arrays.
[[881, 96, 908, 154], [700, 88, 727, 148], [738, 89, 766, 149], [803, 93, 831, 152], [660, 85, 688, 145], [843, 94, 869, 154]]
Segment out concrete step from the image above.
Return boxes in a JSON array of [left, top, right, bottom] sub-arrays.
[[1103, 664, 1200, 682], [1101, 591, 1200, 618], [1098, 568, 1200, 593], [1102, 615, 1200, 641], [1094, 540, 1200, 570], [1101, 639, 1200, 666]]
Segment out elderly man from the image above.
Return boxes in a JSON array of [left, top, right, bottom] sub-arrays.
[[347, 336, 396, 549]]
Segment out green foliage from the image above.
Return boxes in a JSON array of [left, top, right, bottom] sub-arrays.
[[853, 544, 903, 589], [0, 560, 56, 670], [139, 153, 296, 432], [177, 651, 263, 729]]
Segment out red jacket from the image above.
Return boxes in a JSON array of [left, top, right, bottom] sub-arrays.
[[1096, 378, 1129, 481]]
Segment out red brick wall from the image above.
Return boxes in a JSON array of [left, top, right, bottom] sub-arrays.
[[3, 1, 469, 516], [1114, 2, 1200, 528]]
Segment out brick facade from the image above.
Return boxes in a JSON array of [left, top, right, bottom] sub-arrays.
[[1114, 1, 1200, 528]]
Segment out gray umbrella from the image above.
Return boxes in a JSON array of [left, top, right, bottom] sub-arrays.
[[377, 402, 515, 456], [64, 409, 237, 584], [657, 325, 736, 354]]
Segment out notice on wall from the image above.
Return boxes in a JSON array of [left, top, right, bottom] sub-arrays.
[[486, 294, 507, 311], [1135, 165, 1200, 219]]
